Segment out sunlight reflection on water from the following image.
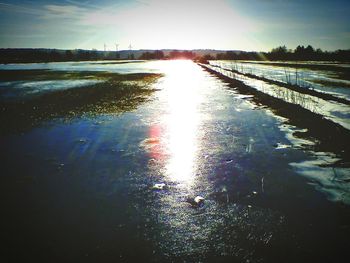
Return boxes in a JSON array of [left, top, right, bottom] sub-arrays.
[[142, 60, 205, 185], [161, 60, 203, 184]]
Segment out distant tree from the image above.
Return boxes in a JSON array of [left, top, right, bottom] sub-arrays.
[[169, 50, 180, 58], [225, 51, 238, 60], [216, 53, 225, 60], [292, 45, 316, 60], [65, 50, 73, 60], [294, 45, 305, 60], [305, 45, 314, 53], [305, 45, 315, 59], [49, 50, 62, 61], [334, 49, 350, 62], [154, 50, 164, 59], [295, 45, 305, 53], [1, 46, 349, 64], [139, 52, 151, 60], [139, 50, 165, 60], [76, 49, 91, 60], [271, 45, 287, 54], [90, 49, 98, 60], [270, 45, 288, 60], [195, 54, 214, 64], [203, 54, 214, 60]]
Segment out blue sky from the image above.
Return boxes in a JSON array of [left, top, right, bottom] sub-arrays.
[[0, 0, 349, 51]]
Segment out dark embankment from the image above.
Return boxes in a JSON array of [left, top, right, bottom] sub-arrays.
[[200, 64, 350, 167], [210, 64, 350, 105], [0, 72, 162, 135]]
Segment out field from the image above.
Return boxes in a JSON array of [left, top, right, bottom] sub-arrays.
[[1, 60, 350, 262]]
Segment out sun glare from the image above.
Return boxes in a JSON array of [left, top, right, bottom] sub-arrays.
[[148, 60, 203, 184], [80, 0, 258, 50]]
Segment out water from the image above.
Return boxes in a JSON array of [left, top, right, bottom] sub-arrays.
[[204, 63, 350, 130], [1, 60, 350, 262], [210, 60, 350, 101], [0, 60, 163, 74], [0, 79, 102, 99]]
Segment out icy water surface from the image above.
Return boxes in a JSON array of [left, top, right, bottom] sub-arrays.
[[205, 63, 350, 130], [0, 60, 161, 74], [210, 60, 350, 101], [1, 60, 350, 262]]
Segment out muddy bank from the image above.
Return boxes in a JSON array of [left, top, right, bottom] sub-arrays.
[[0, 72, 162, 134], [199, 64, 350, 166]]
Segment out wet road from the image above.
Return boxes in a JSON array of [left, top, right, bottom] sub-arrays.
[[1, 60, 350, 262]]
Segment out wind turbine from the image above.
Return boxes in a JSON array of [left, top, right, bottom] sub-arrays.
[[115, 43, 120, 59], [128, 43, 134, 59]]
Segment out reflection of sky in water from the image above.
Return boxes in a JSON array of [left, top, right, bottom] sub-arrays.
[[291, 155, 350, 205]]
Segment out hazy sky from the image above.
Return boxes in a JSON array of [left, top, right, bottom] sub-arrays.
[[0, 0, 349, 51]]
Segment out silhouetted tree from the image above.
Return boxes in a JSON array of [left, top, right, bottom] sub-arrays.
[[270, 45, 288, 60]]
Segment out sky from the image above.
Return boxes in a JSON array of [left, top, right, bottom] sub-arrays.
[[0, 0, 349, 51]]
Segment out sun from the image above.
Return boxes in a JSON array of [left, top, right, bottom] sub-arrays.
[[85, 0, 258, 50]]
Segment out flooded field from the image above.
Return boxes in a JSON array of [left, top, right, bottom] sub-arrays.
[[1, 60, 350, 262], [210, 60, 350, 101]]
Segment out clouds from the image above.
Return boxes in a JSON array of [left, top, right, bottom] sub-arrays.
[[76, 0, 259, 49], [44, 4, 86, 17], [0, 2, 42, 16], [0, 0, 349, 50], [0, 2, 88, 19]]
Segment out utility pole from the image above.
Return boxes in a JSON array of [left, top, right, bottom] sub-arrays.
[[115, 43, 119, 59]]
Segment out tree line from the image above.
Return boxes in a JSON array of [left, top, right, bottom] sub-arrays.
[[139, 50, 196, 60], [0, 48, 197, 63], [1, 45, 349, 63], [211, 45, 350, 62], [0, 49, 120, 63]]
